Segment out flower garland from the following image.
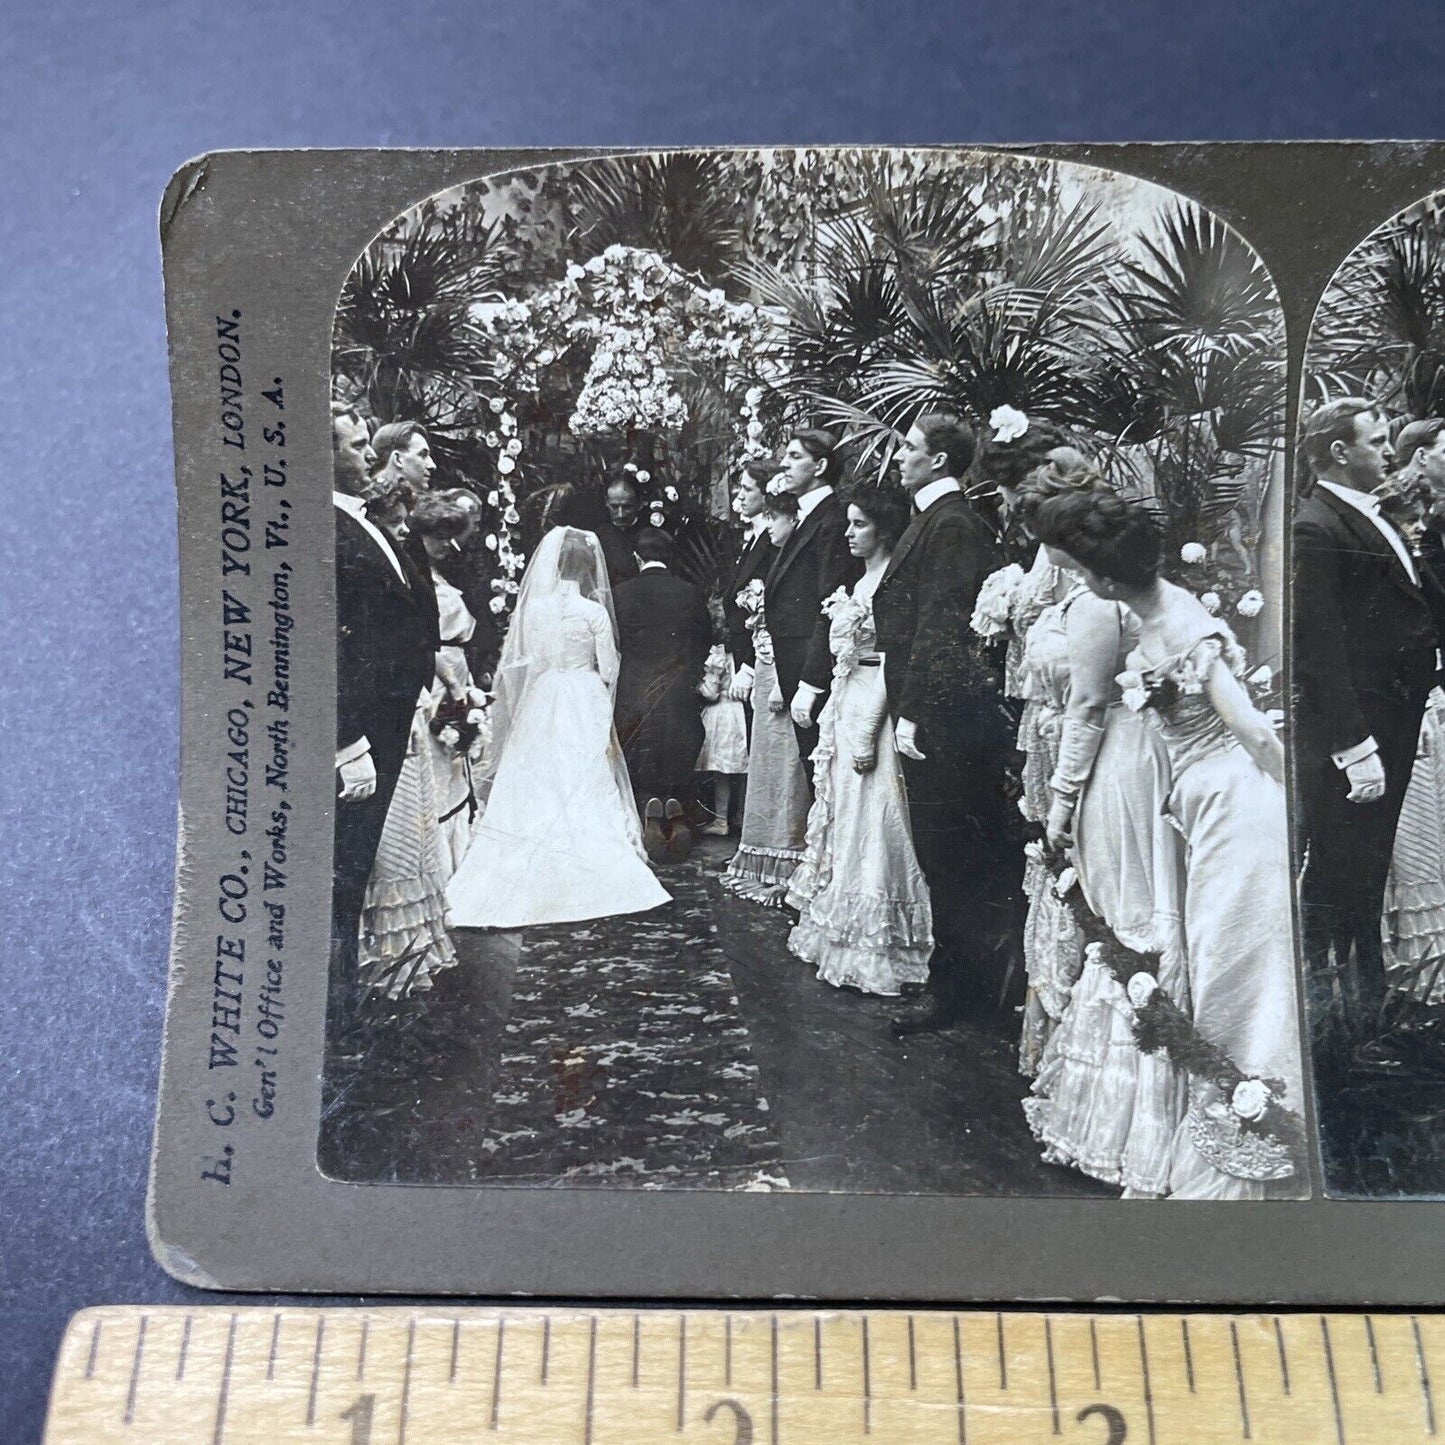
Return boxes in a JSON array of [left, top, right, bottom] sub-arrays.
[[1027, 840, 1308, 1176], [472, 244, 776, 613]]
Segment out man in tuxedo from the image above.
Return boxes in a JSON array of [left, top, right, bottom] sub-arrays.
[[331, 404, 440, 1036], [613, 528, 712, 862], [768, 430, 864, 773], [595, 474, 645, 590], [875, 413, 1017, 1036], [723, 459, 777, 715], [1295, 398, 1438, 1049]]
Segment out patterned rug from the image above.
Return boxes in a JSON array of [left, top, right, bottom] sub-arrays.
[[470, 859, 789, 1190]]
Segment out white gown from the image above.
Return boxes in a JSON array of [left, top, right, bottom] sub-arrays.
[[445, 585, 671, 929]]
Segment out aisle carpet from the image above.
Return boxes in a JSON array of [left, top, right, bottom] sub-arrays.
[[472, 861, 787, 1188]]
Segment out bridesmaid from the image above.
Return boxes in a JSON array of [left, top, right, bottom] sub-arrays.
[[723, 489, 813, 904], [786, 481, 933, 996], [1012, 461, 1187, 1195], [1034, 489, 1302, 1199]]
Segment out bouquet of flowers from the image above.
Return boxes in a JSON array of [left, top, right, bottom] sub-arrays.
[[735, 578, 765, 625], [430, 694, 490, 761], [970, 561, 1026, 641]]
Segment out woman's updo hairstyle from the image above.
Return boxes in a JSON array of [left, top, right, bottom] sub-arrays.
[[1010, 447, 1105, 534], [409, 492, 474, 543], [1029, 490, 1163, 589], [840, 478, 912, 550], [762, 486, 800, 521], [789, 427, 845, 486]]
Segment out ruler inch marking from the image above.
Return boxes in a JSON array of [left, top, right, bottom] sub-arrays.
[[176, 1314, 192, 1382], [490, 1317, 504, 1430], [266, 1312, 281, 1381], [541, 1314, 551, 1385], [1230, 1319, 1251, 1440], [862, 1314, 872, 1436], [632, 1313, 640, 1388], [771, 1313, 779, 1445], [84, 1318, 101, 1380], [122, 1315, 147, 1425], [725, 1313, 731, 1388], [1136, 1315, 1157, 1445], [1181, 1318, 1195, 1394], [814, 1313, 822, 1390], [997, 1312, 1007, 1391], [1416, 1315, 1438, 1435], [306, 1314, 325, 1427], [1365, 1315, 1384, 1393], [677, 1313, 686, 1431], [907, 1314, 917, 1391], [397, 1316, 415, 1445], [1090, 1317, 1101, 1391], [1320, 1315, 1346, 1445], [954, 1314, 966, 1445], [358, 1313, 369, 1381], [449, 1318, 460, 1382], [1274, 1316, 1290, 1394], [585, 1315, 597, 1445], [211, 1313, 238, 1445], [1045, 1316, 1060, 1436]]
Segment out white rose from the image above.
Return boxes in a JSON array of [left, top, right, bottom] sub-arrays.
[[484, 533, 498, 551], [1082, 941, 1105, 966], [1179, 542, 1207, 565], [988, 404, 1029, 444], [500, 413, 517, 434], [1126, 972, 1160, 1009], [485, 432, 500, 449], [664, 486, 679, 502], [566, 262, 586, 282], [747, 419, 765, 440], [506, 438, 523, 457], [537, 348, 556, 366], [497, 456, 516, 475], [489, 595, 507, 614], [1231, 1078, 1272, 1122], [636, 469, 651, 484], [486, 490, 500, 507], [1236, 589, 1264, 618], [1200, 591, 1222, 615], [650, 514, 666, 528], [745, 386, 764, 408], [489, 396, 506, 414], [504, 506, 520, 525]]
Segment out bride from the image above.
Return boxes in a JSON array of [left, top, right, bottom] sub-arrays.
[[445, 526, 671, 929]]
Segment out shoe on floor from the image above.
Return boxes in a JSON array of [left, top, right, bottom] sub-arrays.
[[700, 817, 729, 837], [643, 798, 668, 862], [664, 798, 694, 862]]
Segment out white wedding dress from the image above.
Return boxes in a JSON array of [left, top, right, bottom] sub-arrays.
[[445, 529, 670, 930]]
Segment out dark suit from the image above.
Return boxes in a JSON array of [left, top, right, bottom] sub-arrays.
[[764, 490, 864, 769], [873, 486, 1017, 1016], [614, 565, 712, 808], [724, 525, 775, 673], [595, 519, 643, 591], [333, 503, 439, 1029], [1294, 483, 1437, 1024]]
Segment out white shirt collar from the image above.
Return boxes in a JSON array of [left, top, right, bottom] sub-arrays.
[[747, 515, 769, 540], [1318, 480, 1419, 584], [639, 560, 668, 572], [913, 476, 962, 512], [796, 484, 833, 521]]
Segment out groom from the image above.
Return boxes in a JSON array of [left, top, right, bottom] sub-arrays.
[[874, 413, 1017, 1036], [1295, 397, 1438, 1048]]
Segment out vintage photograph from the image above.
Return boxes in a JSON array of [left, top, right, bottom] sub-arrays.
[[1298, 188, 1445, 1197], [319, 147, 1306, 1200]]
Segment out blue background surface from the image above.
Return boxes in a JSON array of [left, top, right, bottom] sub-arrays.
[[4, 1, 1444, 1436]]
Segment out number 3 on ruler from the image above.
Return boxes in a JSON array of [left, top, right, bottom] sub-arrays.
[[341, 1394, 375, 1445], [1077, 1402, 1127, 1443]]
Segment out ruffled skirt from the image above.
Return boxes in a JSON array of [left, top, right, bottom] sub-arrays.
[[785, 669, 932, 996]]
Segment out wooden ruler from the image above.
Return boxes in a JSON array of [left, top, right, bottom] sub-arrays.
[[41, 1305, 1445, 1443]]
